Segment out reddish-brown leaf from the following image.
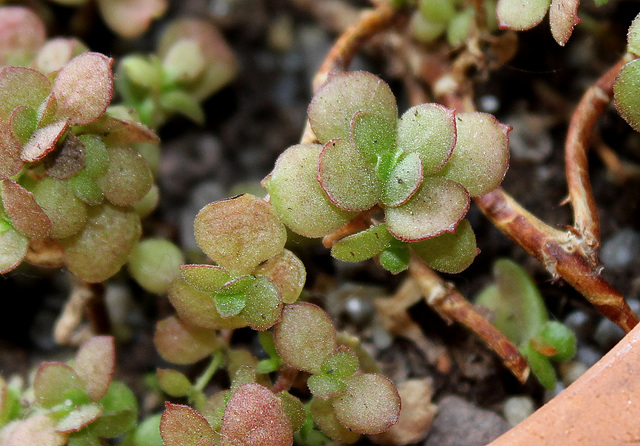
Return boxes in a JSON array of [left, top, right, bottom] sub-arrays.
[[1, 179, 52, 239]]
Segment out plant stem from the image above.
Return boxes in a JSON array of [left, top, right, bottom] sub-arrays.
[[409, 255, 530, 383], [271, 365, 299, 394], [193, 350, 225, 394]]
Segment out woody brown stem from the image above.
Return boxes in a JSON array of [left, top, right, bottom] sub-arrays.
[[409, 255, 530, 383]]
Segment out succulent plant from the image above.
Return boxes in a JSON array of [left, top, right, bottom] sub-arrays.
[[613, 12, 640, 133], [263, 71, 509, 274]]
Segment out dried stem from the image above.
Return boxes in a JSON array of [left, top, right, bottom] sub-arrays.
[[409, 256, 530, 383]]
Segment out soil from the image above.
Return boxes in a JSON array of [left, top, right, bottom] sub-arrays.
[[1, 1, 640, 445]]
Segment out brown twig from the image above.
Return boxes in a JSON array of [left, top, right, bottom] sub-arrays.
[[409, 256, 530, 383]]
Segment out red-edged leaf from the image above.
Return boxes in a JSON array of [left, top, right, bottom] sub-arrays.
[[221, 383, 293, 446], [0, 66, 51, 121], [385, 176, 470, 242], [154, 315, 220, 365], [0, 124, 23, 179], [97, 0, 168, 39], [0, 225, 28, 273], [34, 38, 88, 74], [549, 0, 580, 46], [1, 179, 52, 239], [74, 336, 115, 401], [160, 402, 216, 446], [20, 119, 69, 162], [55, 403, 103, 433], [382, 152, 423, 207], [33, 362, 83, 409], [78, 110, 159, 147], [0, 7, 46, 66], [50, 52, 113, 125], [5, 414, 67, 446], [614, 59, 640, 133]]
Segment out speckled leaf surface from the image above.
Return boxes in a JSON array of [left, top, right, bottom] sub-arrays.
[[549, 0, 581, 46], [614, 59, 640, 133], [628, 13, 640, 56], [1, 179, 52, 239], [350, 110, 397, 165], [411, 218, 478, 273], [0, 67, 50, 120], [331, 224, 393, 262], [160, 403, 216, 446], [497, 0, 551, 30], [382, 152, 423, 207]]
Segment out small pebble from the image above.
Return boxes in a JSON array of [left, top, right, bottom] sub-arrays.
[[576, 344, 603, 367], [600, 228, 640, 269], [543, 381, 565, 403], [502, 395, 535, 427], [563, 310, 595, 339], [593, 317, 625, 349], [559, 360, 590, 386]]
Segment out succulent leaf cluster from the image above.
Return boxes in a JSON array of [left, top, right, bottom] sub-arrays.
[[264, 71, 510, 274], [117, 18, 237, 129], [613, 12, 640, 133], [476, 259, 577, 389], [0, 337, 138, 445]]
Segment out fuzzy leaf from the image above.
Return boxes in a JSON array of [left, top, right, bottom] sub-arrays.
[[379, 244, 411, 274], [154, 315, 220, 365], [44, 133, 86, 180], [331, 224, 393, 262], [253, 249, 306, 304], [34, 38, 88, 74], [309, 397, 360, 444], [350, 110, 397, 165], [523, 343, 556, 389], [318, 138, 380, 211], [382, 152, 423, 207], [157, 369, 192, 397], [34, 362, 83, 409], [497, 0, 551, 30], [439, 112, 510, 196], [74, 336, 115, 401], [274, 303, 336, 374], [0, 126, 23, 180], [163, 39, 206, 83], [396, 104, 456, 174], [168, 278, 246, 330], [549, 0, 581, 46], [629, 13, 640, 56], [55, 403, 103, 433], [128, 238, 184, 294], [0, 7, 46, 66], [614, 59, 640, 133], [535, 320, 577, 361], [68, 172, 104, 205], [321, 347, 359, 379], [180, 264, 233, 292], [97, 0, 168, 39], [79, 110, 159, 147], [194, 194, 286, 275], [411, 218, 478, 273], [262, 143, 356, 238], [2, 179, 52, 239], [0, 224, 28, 273], [21, 119, 69, 162], [221, 383, 293, 446], [10, 106, 36, 144], [161, 403, 216, 446], [158, 18, 237, 101], [278, 391, 306, 433], [307, 375, 347, 399], [5, 414, 67, 446], [332, 373, 400, 434], [475, 259, 548, 345], [0, 67, 50, 120], [159, 90, 205, 124], [50, 52, 113, 126], [213, 276, 252, 317], [95, 146, 152, 206], [239, 276, 283, 330], [308, 71, 397, 144], [386, 176, 470, 242], [32, 178, 87, 239], [91, 381, 138, 437], [61, 203, 141, 283]]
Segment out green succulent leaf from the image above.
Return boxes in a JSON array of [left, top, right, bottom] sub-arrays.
[[385, 176, 470, 242], [497, 0, 550, 30], [133, 413, 164, 446], [253, 249, 306, 304], [523, 343, 557, 390], [68, 172, 104, 205], [9, 106, 37, 144], [157, 369, 192, 398], [308, 71, 397, 144], [180, 264, 233, 292], [411, 218, 478, 273], [317, 138, 380, 211], [379, 244, 411, 274], [159, 90, 205, 124], [77, 135, 109, 178], [34, 362, 84, 409], [121, 55, 163, 90], [32, 178, 87, 239], [446, 8, 475, 47], [278, 391, 306, 433], [331, 224, 393, 262], [397, 103, 456, 174], [614, 59, 640, 133], [262, 143, 356, 238], [0, 66, 50, 120], [0, 223, 28, 274], [163, 39, 206, 83], [438, 112, 510, 197], [128, 238, 184, 294], [309, 397, 360, 444], [194, 194, 287, 275], [213, 276, 253, 318], [239, 276, 283, 331], [89, 381, 138, 438], [154, 315, 220, 365], [274, 303, 337, 374], [307, 375, 347, 399], [95, 146, 152, 207], [350, 110, 397, 165], [419, 0, 456, 23], [628, 13, 640, 56], [321, 347, 359, 380], [535, 320, 577, 361], [382, 151, 423, 207]]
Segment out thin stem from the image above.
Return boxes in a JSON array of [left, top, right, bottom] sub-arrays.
[[193, 350, 225, 393], [271, 365, 299, 394], [409, 255, 530, 383]]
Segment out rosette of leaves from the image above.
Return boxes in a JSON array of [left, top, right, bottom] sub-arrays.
[[46, 0, 168, 39], [263, 71, 509, 274], [0, 336, 138, 445], [154, 194, 306, 366], [412, 0, 498, 46], [613, 12, 640, 133], [475, 259, 577, 389], [116, 18, 237, 129], [273, 302, 401, 443], [496, 0, 583, 46]]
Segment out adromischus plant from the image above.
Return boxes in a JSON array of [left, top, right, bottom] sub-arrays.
[[117, 18, 237, 129], [0, 6, 160, 282], [475, 259, 577, 389], [0, 336, 138, 445], [263, 71, 510, 274]]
